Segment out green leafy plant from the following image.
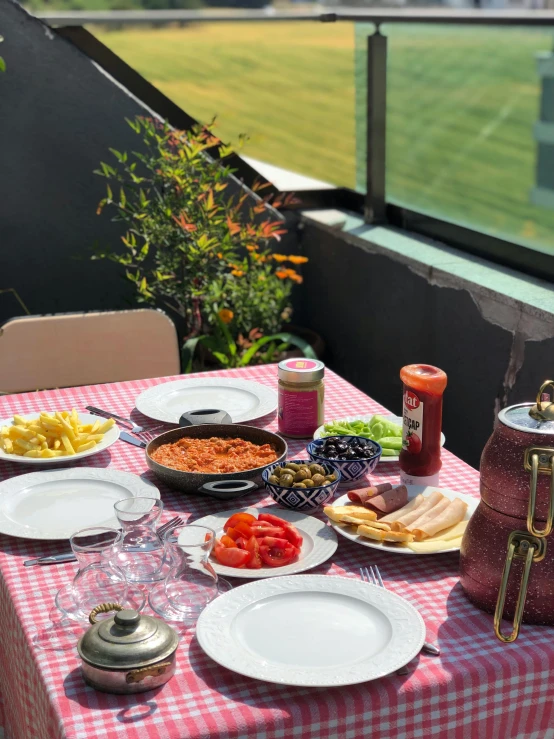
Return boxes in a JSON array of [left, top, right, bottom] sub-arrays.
[[94, 116, 311, 370], [182, 313, 316, 372]]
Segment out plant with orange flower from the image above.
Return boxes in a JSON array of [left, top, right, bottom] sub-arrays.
[[93, 116, 310, 370]]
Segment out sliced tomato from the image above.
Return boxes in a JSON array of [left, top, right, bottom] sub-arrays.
[[213, 546, 251, 568], [280, 522, 303, 550], [244, 535, 262, 569], [223, 512, 257, 531], [235, 536, 248, 550], [258, 537, 297, 567], [220, 535, 237, 548], [233, 521, 254, 539], [251, 522, 286, 538], [225, 527, 241, 541], [258, 513, 289, 527]]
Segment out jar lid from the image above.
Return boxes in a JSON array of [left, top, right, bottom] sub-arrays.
[[77, 606, 179, 670], [498, 404, 554, 435], [278, 358, 325, 384]]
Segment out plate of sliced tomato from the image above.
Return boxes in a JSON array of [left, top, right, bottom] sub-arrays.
[[190, 507, 338, 579]]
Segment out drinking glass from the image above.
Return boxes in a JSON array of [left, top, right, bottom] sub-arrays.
[[113, 498, 167, 583], [55, 527, 144, 623], [149, 525, 219, 625]]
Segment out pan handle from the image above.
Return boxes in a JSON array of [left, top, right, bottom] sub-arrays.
[[198, 480, 258, 499]]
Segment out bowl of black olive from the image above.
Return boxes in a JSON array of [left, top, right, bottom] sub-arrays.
[[307, 436, 382, 483], [262, 459, 341, 512]]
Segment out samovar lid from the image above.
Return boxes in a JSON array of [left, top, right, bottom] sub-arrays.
[[499, 381, 554, 434]]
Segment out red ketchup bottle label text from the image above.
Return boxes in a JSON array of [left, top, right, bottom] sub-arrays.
[[402, 390, 423, 455]]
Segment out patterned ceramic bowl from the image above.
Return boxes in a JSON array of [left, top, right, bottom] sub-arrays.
[[307, 436, 382, 483], [262, 459, 341, 512]]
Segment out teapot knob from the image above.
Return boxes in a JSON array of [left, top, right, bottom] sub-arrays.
[[529, 380, 554, 422]]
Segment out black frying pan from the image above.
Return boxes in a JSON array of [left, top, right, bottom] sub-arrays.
[[145, 424, 287, 500]]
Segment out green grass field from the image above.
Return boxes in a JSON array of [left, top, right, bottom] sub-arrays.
[[98, 22, 554, 252]]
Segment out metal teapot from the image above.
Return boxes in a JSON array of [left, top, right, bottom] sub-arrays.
[[77, 603, 179, 694], [460, 381, 554, 643]]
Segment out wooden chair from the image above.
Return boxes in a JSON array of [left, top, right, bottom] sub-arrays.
[[0, 309, 181, 394]]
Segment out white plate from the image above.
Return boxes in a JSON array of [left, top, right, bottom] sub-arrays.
[[329, 486, 478, 555], [197, 574, 425, 686], [135, 378, 277, 424], [0, 412, 120, 466], [313, 414, 445, 463], [191, 506, 337, 579], [0, 467, 159, 539]]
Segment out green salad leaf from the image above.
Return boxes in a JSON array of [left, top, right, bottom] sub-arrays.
[[321, 415, 403, 454]]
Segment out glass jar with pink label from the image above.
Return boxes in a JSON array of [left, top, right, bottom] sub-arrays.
[[278, 358, 325, 439]]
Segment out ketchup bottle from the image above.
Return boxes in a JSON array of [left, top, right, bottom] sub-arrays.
[[399, 364, 447, 486]]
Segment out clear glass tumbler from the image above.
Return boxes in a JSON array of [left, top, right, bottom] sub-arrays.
[[55, 527, 130, 622], [149, 525, 218, 625], [113, 497, 166, 583]]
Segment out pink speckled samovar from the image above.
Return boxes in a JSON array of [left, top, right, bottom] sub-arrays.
[[460, 381, 554, 643]]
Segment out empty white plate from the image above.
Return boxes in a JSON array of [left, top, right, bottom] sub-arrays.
[[135, 378, 277, 424], [196, 574, 425, 686], [0, 468, 159, 539]]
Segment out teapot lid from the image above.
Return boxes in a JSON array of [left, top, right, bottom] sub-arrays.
[[77, 604, 179, 670], [499, 381, 554, 434]]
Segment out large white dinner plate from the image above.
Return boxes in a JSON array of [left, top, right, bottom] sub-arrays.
[[197, 574, 425, 686], [0, 412, 120, 466], [329, 486, 478, 555], [192, 506, 337, 579], [314, 414, 445, 463], [135, 378, 277, 424], [0, 467, 159, 540]]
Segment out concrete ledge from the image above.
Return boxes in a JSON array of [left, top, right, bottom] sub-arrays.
[[302, 209, 554, 341]]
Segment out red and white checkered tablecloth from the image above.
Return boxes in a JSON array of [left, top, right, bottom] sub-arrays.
[[0, 365, 552, 739]]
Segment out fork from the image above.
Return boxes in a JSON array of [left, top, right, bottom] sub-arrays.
[[23, 516, 184, 566], [360, 566, 440, 658], [85, 406, 164, 442]]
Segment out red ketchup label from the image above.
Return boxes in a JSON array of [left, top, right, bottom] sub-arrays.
[[402, 390, 423, 454], [278, 387, 319, 438]]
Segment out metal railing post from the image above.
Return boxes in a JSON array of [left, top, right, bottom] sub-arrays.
[[365, 29, 387, 224]]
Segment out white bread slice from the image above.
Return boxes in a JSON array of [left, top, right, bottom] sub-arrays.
[[356, 525, 385, 541], [340, 516, 391, 530], [324, 506, 377, 523]]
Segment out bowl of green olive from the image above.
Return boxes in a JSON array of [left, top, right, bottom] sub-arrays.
[[262, 459, 341, 512]]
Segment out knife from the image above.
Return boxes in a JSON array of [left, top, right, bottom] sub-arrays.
[[24, 552, 77, 567], [120, 431, 147, 449]]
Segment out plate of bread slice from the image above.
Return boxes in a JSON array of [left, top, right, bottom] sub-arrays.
[[324, 483, 478, 555]]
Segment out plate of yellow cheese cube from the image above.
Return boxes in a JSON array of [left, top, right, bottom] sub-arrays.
[[0, 410, 120, 465]]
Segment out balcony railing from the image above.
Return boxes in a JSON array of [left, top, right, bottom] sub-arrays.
[[42, 8, 554, 281]]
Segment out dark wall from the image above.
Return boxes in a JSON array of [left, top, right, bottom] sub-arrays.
[[296, 218, 554, 469], [0, 0, 143, 323]]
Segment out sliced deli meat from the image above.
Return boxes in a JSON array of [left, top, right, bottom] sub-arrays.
[[379, 494, 424, 524], [405, 496, 451, 533], [411, 498, 468, 541], [365, 485, 408, 514], [391, 491, 444, 531], [347, 483, 392, 505]]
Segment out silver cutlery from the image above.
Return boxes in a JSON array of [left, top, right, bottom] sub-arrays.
[[120, 431, 147, 449], [85, 406, 163, 442], [360, 565, 440, 670], [23, 516, 184, 567]]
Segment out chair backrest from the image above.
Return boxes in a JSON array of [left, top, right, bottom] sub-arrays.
[[0, 309, 181, 394]]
